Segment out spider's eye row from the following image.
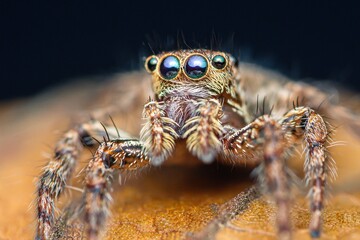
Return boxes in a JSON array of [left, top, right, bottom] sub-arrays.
[[184, 54, 208, 79], [145, 56, 158, 73], [212, 55, 227, 69], [151, 53, 227, 80], [159, 55, 180, 80]]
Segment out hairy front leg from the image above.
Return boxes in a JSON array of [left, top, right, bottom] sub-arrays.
[[280, 107, 335, 238], [36, 120, 122, 239], [220, 107, 334, 238], [222, 116, 291, 239], [84, 99, 180, 238], [84, 139, 149, 239]]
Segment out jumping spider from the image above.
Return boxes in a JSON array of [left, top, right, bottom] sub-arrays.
[[36, 49, 338, 240]]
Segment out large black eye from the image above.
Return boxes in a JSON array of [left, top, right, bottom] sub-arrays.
[[145, 56, 158, 72], [159, 55, 180, 80], [212, 55, 227, 69], [184, 54, 208, 79]]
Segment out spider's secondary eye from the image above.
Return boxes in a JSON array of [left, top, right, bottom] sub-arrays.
[[145, 56, 158, 72], [159, 55, 180, 80], [212, 55, 226, 69], [184, 55, 208, 79]]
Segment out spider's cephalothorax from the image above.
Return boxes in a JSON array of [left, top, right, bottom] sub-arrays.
[[36, 49, 336, 240], [145, 49, 239, 100]]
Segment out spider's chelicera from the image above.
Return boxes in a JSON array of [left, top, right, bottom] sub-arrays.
[[36, 49, 335, 240]]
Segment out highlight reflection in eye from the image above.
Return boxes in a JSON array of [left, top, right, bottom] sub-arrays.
[[159, 55, 180, 80], [184, 55, 208, 79], [212, 55, 226, 69], [145, 56, 158, 72]]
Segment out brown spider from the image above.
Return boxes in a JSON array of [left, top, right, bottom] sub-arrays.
[[36, 49, 340, 240]]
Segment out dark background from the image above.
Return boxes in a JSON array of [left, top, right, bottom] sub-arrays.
[[1, 1, 359, 100]]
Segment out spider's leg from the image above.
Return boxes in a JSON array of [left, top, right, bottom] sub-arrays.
[[36, 120, 122, 240], [280, 107, 335, 238], [84, 98, 179, 239], [183, 99, 224, 163], [84, 139, 149, 240], [190, 186, 261, 240], [221, 116, 291, 240]]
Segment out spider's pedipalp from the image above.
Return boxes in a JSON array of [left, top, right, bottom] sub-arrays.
[[183, 99, 224, 163], [140, 100, 178, 166]]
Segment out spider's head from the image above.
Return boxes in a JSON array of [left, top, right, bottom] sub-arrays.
[[144, 49, 239, 100]]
